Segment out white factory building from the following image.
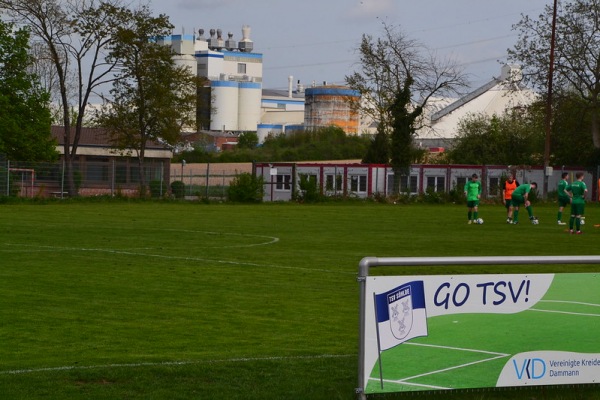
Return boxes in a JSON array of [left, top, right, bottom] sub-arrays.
[[160, 27, 361, 144], [159, 26, 263, 133]]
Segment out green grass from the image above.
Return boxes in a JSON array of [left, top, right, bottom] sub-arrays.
[[0, 201, 599, 399]]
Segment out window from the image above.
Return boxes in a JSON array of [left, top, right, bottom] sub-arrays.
[[400, 175, 418, 194], [325, 174, 343, 192], [86, 159, 109, 182], [427, 176, 445, 192], [489, 177, 499, 196], [456, 177, 467, 192], [350, 175, 367, 193], [237, 63, 246, 74], [115, 165, 128, 184], [275, 174, 291, 191]]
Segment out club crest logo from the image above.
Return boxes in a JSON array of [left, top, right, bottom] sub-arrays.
[[387, 288, 413, 340], [375, 280, 428, 350]]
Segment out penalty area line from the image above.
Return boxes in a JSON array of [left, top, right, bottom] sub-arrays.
[[0, 354, 354, 375]]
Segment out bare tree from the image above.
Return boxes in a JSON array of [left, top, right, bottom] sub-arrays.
[[508, 0, 600, 148], [346, 22, 468, 192], [0, 0, 127, 195]]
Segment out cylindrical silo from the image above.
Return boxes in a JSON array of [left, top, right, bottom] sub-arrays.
[[304, 86, 360, 134], [173, 54, 198, 79], [238, 81, 262, 131], [257, 123, 283, 143], [210, 80, 239, 131]]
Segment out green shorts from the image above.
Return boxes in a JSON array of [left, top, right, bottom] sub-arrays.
[[504, 199, 513, 209], [511, 194, 525, 207], [570, 203, 585, 216], [558, 196, 570, 208], [467, 200, 479, 208]]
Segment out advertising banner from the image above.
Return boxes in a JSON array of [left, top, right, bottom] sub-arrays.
[[362, 273, 599, 394]]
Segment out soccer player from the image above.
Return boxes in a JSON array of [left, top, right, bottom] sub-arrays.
[[502, 173, 519, 224], [556, 172, 570, 225], [566, 172, 587, 234], [511, 182, 538, 224], [464, 173, 481, 224]]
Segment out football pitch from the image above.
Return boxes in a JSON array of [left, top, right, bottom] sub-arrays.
[[0, 201, 599, 400]]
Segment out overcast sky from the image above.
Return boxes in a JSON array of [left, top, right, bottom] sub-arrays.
[[148, 0, 551, 93]]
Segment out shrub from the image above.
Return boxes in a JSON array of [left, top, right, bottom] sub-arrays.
[[296, 175, 324, 203], [170, 181, 185, 198], [228, 173, 263, 203], [150, 180, 168, 198]]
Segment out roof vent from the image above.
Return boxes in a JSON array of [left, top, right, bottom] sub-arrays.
[[225, 32, 237, 51], [238, 25, 253, 52]]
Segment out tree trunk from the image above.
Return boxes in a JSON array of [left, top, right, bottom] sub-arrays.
[[592, 112, 600, 149]]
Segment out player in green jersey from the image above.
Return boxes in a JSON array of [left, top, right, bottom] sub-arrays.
[[511, 182, 538, 224], [566, 172, 587, 234], [463, 173, 482, 224], [556, 172, 570, 225]]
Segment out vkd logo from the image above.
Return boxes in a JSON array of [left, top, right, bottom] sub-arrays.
[[513, 358, 546, 379]]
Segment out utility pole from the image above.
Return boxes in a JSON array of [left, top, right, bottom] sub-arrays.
[[543, 0, 558, 199]]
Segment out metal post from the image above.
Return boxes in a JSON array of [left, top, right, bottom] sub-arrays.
[[6, 160, 10, 196], [61, 159, 65, 199], [205, 163, 210, 198], [160, 161, 164, 197]]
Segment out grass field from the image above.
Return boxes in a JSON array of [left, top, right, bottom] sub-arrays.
[[0, 201, 599, 399]]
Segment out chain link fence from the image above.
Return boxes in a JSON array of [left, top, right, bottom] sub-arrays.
[[0, 159, 251, 200], [169, 162, 252, 199], [0, 159, 167, 198]]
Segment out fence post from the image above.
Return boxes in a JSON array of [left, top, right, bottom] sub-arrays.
[[205, 163, 210, 198], [6, 160, 10, 196], [160, 161, 164, 198], [111, 159, 115, 196], [60, 159, 65, 199]]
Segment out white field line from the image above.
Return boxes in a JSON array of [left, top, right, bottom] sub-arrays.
[[161, 229, 280, 248], [373, 378, 450, 390], [539, 299, 600, 307], [1, 243, 354, 275], [0, 354, 354, 376], [398, 353, 509, 382], [367, 343, 510, 389], [405, 342, 509, 357], [527, 309, 600, 317], [530, 299, 600, 317]]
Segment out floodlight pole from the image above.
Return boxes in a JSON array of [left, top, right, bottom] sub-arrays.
[[543, 0, 558, 199]]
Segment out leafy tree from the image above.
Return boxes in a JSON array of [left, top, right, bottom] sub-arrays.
[[548, 92, 597, 166], [361, 125, 389, 164], [346, 22, 467, 192], [95, 5, 198, 196], [508, 0, 600, 149], [175, 126, 371, 163], [446, 110, 544, 165], [228, 172, 263, 203], [0, 20, 56, 161], [237, 131, 259, 149], [0, 0, 128, 195]]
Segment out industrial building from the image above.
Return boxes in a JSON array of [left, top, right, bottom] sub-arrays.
[[160, 27, 361, 145], [415, 64, 537, 149]]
